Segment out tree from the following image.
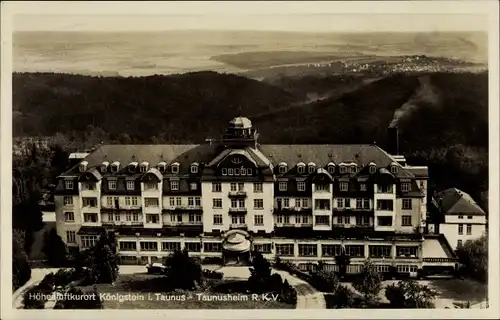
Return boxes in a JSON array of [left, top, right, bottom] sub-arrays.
[[13, 229, 32, 291], [164, 248, 203, 290], [352, 259, 383, 305], [329, 285, 356, 308], [86, 231, 119, 284], [385, 280, 438, 308], [456, 233, 488, 282], [43, 229, 68, 267]]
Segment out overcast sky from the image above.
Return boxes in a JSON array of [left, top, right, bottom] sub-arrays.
[[8, 1, 491, 32]]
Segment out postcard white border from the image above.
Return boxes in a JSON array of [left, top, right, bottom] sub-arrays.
[[1, 1, 499, 319]]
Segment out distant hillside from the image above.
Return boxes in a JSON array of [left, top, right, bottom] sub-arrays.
[[13, 71, 299, 141]]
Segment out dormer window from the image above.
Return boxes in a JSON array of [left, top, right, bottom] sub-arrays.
[[350, 165, 357, 174], [140, 162, 149, 173], [369, 163, 377, 174], [128, 162, 138, 173], [158, 162, 167, 172], [327, 163, 335, 174], [171, 162, 180, 174], [390, 163, 398, 174], [190, 163, 199, 174], [297, 163, 306, 174], [278, 162, 288, 174], [339, 164, 347, 174], [401, 182, 411, 192], [101, 161, 109, 173], [308, 162, 316, 174], [79, 161, 88, 173], [111, 162, 120, 173], [222, 168, 227, 175]]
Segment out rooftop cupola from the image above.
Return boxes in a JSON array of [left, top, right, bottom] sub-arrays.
[[222, 113, 259, 149]]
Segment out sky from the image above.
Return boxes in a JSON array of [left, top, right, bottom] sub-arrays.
[[8, 1, 491, 33]]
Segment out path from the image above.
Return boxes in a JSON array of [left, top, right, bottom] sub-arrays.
[[12, 268, 60, 309], [217, 266, 326, 309]]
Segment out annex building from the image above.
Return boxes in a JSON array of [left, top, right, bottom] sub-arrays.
[[54, 116, 458, 275]]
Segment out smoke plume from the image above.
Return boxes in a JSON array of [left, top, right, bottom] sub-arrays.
[[389, 75, 441, 128]]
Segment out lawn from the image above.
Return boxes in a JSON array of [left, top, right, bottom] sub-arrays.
[[79, 274, 294, 309]]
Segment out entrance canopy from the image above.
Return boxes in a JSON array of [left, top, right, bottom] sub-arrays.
[[223, 230, 251, 252]]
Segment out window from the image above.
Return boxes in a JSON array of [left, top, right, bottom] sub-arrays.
[[301, 215, 310, 224], [369, 245, 392, 258], [231, 199, 238, 208], [315, 183, 329, 191], [107, 213, 114, 222], [402, 199, 412, 210], [146, 214, 159, 224], [228, 168, 234, 175], [276, 244, 294, 256], [212, 182, 221, 192], [191, 165, 198, 174], [204, 242, 222, 252], [297, 165, 305, 174], [356, 215, 370, 226], [66, 231, 76, 243], [132, 213, 139, 221], [327, 165, 335, 174], [308, 165, 315, 174], [238, 183, 244, 191], [397, 265, 418, 273], [299, 244, 317, 257], [279, 182, 287, 191], [344, 216, 351, 224], [345, 245, 365, 257], [235, 168, 240, 175], [185, 242, 201, 252], [161, 242, 181, 251], [339, 182, 348, 192], [188, 182, 197, 191], [254, 215, 264, 226], [81, 236, 98, 249], [64, 212, 74, 222], [375, 265, 391, 273], [238, 199, 245, 208], [457, 240, 463, 248], [213, 214, 223, 225], [391, 165, 398, 174], [283, 198, 290, 208], [125, 197, 131, 206], [195, 197, 201, 207], [377, 216, 393, 226], [222, 168, 227, 175], [396, 246, 418, 258], [322, 244, 341, 257], [140, 241, 158, 251], [213, 198, 222, 208], [170, 181, 179, 191], [283, 216, 290, 224], [467, 216, 473, 219], [254, 199, 264, 209], [140, 165, 147, 173], [279, 165, 287, 174], [377, 200, 394, 211], [466, 224, 472, 235], [177, 214, 182, 222], [401, 182, 411, 192], [314, 199, 330, 210], [339, 166, 347, 174], [247, 168, 253, 175], [337, 198, 344, 208], [401, 215, 412, 226], [344, 198, 351, 208], [188, 197, 194, 207], [145, 198, 159, 207], [119, 241, 137, 251], [229, 183, 237, 192], [145, 182, 157, 190], [360, 183, 367, 191], [356, 199, 363, 209], [132, 197, 138, 206], [297, 181, 306, 192], [369, 166, 376, 174], [82, 197, 97, 207], [315, 216, 330, 225], [176, 197, 182, 206], [63, 196, 73, 206], [363, 199, 370, 209], [253, 183, 263, 193], [114, 213, 120, 221], [458, 215, 463, 219], [171, 165, 179, 174], [241, 168, 246, 175], [350, 166, 357, 173], [276, 215, 283, 224], [65, 180, 73, 190], [254, 243, 272, 253], [302, 198, 309, 208], [458, 224, 464, 235], [377, 184, 392, 193], [188, 213, 202, 223], [126, 181, 135, 191], [126, 212, 132, 221]]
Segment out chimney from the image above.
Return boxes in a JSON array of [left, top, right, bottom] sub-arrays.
[[387, 126, 399, 155]]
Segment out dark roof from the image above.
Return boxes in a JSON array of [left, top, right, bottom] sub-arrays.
[[406, 167, 429, 178], [61, 143, 417, 179], [437, 188, 485, 215]]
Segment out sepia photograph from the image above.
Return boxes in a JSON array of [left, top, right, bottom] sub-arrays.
[[1, 1, 499, 319]]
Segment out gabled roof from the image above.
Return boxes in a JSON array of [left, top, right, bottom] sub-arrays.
[[437, 188, 485, 215]]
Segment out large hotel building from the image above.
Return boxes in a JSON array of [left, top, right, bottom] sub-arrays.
[[54, 116, 458, 274]]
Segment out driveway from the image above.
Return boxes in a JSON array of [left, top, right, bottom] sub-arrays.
[[12, 268, 61, 309], [273, 270, 326, 309]]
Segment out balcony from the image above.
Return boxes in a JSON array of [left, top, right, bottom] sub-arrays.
[[102, 221, 144, 227], [229, 207, 247, 214], [165, 206, 203, 212], [274, 207, 313, 214], [229, 223, 247, 230], [164, 221, 203, 226], [228, 191, 247, 198]]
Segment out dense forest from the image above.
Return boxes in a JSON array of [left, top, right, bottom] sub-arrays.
[[12, 71, 489, 211]]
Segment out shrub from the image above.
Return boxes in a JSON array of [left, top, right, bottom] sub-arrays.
[[42, 229, 68, 267], [202, 269, 224, 280], [13, 229, 31, 291], [53, 286, 103, 309], [164, 248, 203, 290], [23, 287, 47, 309], [325, 285, 357, 309], [310, 270, 339, 293], [385, 280, 438, 308], [456, 234, 488, 282]]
